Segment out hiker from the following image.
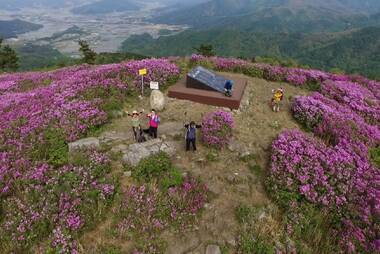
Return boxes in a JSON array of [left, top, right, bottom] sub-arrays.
[[271, 88, 284, 112], [147, 109, 160, 139], [126, 109, 144, 141], [224, 80, 234, 97], [184, 121, 202, 151]]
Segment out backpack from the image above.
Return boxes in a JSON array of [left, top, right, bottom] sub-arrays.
[[137, 129, 146, 143], [138, 134, 146, 143], [154, 115, 161, 124]]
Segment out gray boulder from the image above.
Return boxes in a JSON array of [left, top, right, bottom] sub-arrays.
[[150, 90, 166, 111], [122, 138, 178, 166], [205, 245, 221, 254], [99, 131, 130, 145], [111, 144, 128, 153], [68, 137, 100, 152]]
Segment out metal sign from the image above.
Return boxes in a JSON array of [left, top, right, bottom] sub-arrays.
[[150, 81, 159, 90], [139, 68, 147, 76]]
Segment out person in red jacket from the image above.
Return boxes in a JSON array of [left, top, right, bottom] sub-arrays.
[[146, 109, 160, 139]]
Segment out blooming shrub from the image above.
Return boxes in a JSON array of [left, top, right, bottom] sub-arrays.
[[113, 177, 208, 253], [321, 80, 380, 125], [271, 75, 380, 253], [262, 65, 287, 82], [201, 110, 234, 149], [0, 59, 179, 194], [0, 150, 115, 253], [0, 58, 180, 253], [116, 153, 208, 253], [269, 130, 379, 253]]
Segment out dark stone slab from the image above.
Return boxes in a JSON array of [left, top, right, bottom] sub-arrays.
[[186, 66, 227, 93], [168, 74, 247, 110]]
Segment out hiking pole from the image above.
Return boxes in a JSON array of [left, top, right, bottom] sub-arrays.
[[183, 111, 188, 127], [183, 111, 188, 140], [184, 111, 188, 122]]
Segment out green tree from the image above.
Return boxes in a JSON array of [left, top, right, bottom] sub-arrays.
[[0, 38, 19, 71], [194, 44, 215, 57], [78, 40, 97, 64]]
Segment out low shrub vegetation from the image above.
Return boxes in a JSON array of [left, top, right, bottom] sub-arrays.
[[235, 205, 278, 254], [132, 151, 172, 182], [0, 58, 180, 253], [0, 150, 116, 253], [201, 110, 234, 149], [270, 74, 379, 253], [113, 153, 208, 253]]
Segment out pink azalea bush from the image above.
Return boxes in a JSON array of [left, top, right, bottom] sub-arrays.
[[201, 110, 234, 149], [0, 58, 179, 194], [321, 80, 380, 125], [0, 58, 180, 253], [270, 77, 380, 252], [190, 54, 380, 91], [1, 150, 115, 253], [113, 176, 208, 253]]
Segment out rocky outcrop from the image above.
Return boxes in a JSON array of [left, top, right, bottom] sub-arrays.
[[122, 138, 178, 166], [68, 137, 100, 152], [99, 131, 131, 145], [205, 245, 221, 254]]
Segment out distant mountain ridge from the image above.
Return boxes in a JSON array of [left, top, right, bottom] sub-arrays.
[[131, 0, 380, 79], [72, 0, 140, 15], [152, 0, 380, 32], [0, 19, 43, 39]]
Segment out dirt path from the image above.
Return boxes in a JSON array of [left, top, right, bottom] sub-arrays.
[[80, 72, 309, 253]]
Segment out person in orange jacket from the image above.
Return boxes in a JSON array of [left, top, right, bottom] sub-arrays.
[[271, 88, 284, 112]]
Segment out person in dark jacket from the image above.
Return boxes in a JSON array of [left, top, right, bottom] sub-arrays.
[[184, 121, 202, 151], [224, 80, 234, 97]]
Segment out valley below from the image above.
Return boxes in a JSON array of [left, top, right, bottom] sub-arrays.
[[0, 2, 186, 57]]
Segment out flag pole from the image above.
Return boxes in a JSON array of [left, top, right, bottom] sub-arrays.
[[141, 75, 144, 96]]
